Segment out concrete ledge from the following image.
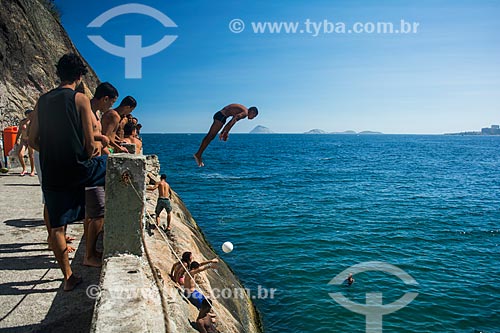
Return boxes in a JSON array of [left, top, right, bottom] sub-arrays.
[[91, 255, 165, 333], [104, 154, 146, 257]]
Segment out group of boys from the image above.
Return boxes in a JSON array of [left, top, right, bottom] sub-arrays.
[[18, 51, 260, 333], [27, 53, 139, 289]]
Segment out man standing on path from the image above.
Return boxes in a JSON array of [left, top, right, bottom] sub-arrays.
[[194, 103, 258, 167], [147, 174, 173, 231], [29, 53, 107, 291]]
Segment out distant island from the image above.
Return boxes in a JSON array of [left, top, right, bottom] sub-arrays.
[[250, 125, 274, 134], [247, 127, 385, 134], [304, 129, 383, 135], [446, 124, 500, 136]]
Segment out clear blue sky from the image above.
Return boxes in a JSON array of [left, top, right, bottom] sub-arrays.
[[55, 0, 500, 134]]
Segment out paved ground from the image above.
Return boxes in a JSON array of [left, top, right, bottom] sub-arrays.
[[0, 168, 101, 333]]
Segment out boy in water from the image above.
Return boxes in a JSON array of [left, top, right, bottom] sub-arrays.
[[147, 174, 173, 231], [194, 104, 258, 167]]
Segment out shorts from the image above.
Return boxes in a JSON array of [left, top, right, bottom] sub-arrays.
[[213, 111, 228, 124], [155, 197, 172, 216], [34, 151, 44, 204], [185, 289, 205, 309], [43, 155, 107, 229], [85, 186, 105, 219]]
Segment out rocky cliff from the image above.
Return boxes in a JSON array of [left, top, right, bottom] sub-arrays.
[[144, 156, 263, 332], [0, 0, 99, 129]]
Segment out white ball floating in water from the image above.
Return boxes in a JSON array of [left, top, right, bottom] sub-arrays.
[[222, 241, 233, 253]]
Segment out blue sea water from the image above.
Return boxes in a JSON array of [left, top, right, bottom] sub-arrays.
[[143, 134, 500, 333]]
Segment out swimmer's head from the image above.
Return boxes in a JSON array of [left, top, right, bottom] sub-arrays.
[[160, 174, 167, 180]]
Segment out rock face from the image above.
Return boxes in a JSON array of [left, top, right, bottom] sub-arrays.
[[144, 156, 263, 332], [0, 0, 99, 130]]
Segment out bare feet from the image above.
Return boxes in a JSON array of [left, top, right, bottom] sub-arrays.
[[193, 154, 204, 167], [83, 256, 102, 267], [29, 172, 35, 177], [67, 245, 76, 253], [65, 236, 76, 243], [20, 170, 27, 176], [64, 274, 82, 291]]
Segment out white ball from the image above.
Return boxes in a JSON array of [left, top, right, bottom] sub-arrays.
[[222, 241, 233, 253]]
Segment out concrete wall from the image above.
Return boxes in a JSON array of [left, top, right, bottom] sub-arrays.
[[92, 154, 166, 333], [92, 154, 262, 333]]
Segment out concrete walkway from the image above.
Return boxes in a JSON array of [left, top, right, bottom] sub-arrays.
[[0, 168, 100, 332]]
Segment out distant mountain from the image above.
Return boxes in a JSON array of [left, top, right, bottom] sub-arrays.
[[250, 125, 274, 134], [359, 131, 383, 135], [330, 130, 357, 134], [304, 129, 326, 134]]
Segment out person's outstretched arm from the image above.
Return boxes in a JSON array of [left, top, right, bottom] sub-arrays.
[[200, 258, 219, 266], [219, 113, 246, 141]]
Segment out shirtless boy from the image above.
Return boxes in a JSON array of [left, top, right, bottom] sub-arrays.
[[16, 110, 35, 176], [147, 174, 173, 230], [101, 96, 136, 153], [196, 298, 218, 333], [84, 82, 118, 267], [184, 259, 219, 309], [194, 104, 258, 167], [122, 122, 142, 154]]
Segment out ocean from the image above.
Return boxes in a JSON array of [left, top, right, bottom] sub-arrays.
[[143, 134, 500, 333]]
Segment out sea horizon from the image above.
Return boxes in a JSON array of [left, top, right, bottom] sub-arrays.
[[143, 133, 500, 333]]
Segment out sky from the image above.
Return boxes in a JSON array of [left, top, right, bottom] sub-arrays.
[[54, 0, 500, 134]]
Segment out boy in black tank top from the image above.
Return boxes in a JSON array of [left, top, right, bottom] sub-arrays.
[[29, 54, 107, 291]]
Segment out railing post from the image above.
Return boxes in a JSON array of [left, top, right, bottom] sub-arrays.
[[104, 153, 146, 256]]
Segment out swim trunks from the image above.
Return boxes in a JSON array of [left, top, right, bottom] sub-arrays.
[[155, 197, 172, 216], [43, 155, 107, 228], [213, 111, 228, 124], [85, 186, 105, 219], [185, 289, 205, 309]]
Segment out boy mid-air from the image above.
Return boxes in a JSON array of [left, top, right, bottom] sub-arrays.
[[194, 103, 258, 167]]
